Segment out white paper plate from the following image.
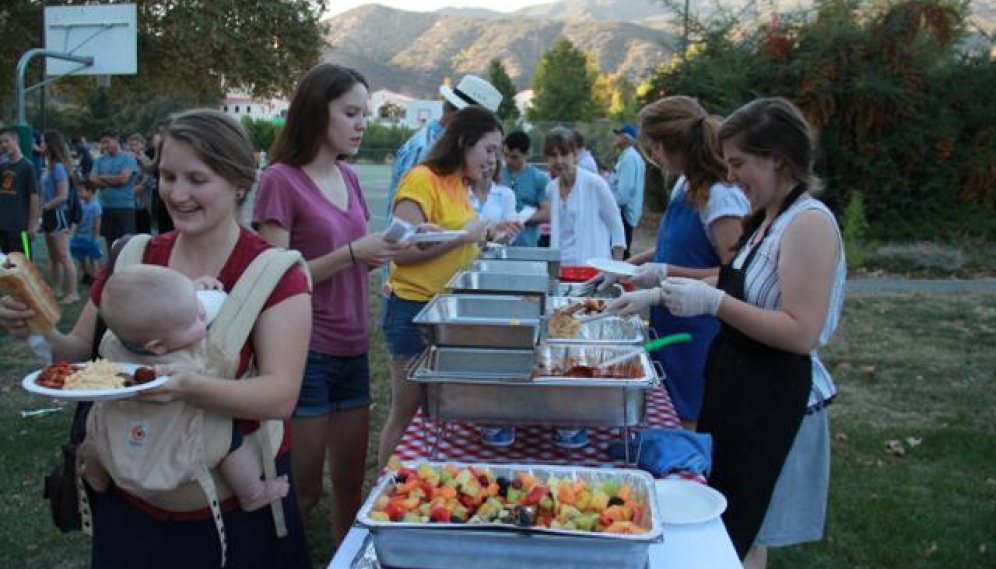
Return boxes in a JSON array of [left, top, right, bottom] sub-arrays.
[[23, 363, 169, 402], [655, 479, 727, 525], [408, 230, 467, 244], [515, 205, 537, 224], [586, 258, 637, 278]]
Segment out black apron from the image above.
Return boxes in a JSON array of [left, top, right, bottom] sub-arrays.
[[697, 184, 812, 558]]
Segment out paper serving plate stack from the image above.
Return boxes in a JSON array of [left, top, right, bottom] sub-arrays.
[[355, 461, 663, 569]]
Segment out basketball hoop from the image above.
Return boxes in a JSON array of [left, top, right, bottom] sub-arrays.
[[96, 75, 111, 88]]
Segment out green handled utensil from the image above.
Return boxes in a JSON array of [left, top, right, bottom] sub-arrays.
[[644, 332, 693, 351], [596, 333, 694, 370]]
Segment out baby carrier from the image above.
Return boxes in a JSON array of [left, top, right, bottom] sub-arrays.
[[80, 234, 309, 566]]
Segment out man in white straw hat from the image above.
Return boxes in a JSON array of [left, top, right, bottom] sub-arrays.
[[380, 74, 502, 289]]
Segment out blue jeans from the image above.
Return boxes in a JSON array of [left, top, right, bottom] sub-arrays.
[[294, 352, 371, 418], [381, 295, 428, 358]]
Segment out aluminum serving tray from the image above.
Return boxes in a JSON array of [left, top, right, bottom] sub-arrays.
[[409, 345, 534, 382], [479, 245, 561, 280], [544, 297, 647, 345], [356, 461, 663, 569], [447, 270, 550, 311], [469, 259, 549, 276], [409, 345, 659, 426], [412, 294, 541, 348]]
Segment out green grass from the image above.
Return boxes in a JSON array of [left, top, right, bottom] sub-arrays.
[[1, 289, 994, 568]]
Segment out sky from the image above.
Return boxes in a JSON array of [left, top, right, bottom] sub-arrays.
[[325, 0, 554, 18]]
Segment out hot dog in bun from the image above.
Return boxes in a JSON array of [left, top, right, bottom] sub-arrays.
[[0, 252, 60, 333]]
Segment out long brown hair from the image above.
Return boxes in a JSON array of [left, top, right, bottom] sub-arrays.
[[269, 63, 368, 166], [43, 129, 72, 175], [637, 96, 726, 211], [420, 105, 503, 177]]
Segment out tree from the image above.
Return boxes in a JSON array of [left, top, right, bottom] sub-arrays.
[[527, 39, 600, 123], [593, 73, 638, 122], [378, 101, 406, 124], [0, 0, 326, 119], [487, 59, 520, 122]]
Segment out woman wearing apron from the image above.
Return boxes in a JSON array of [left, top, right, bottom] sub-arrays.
[[603, 96, 748, 428], [613, 97, 846, 567]]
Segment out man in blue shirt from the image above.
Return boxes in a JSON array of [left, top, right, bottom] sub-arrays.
[[609, 124, 646, 258], [90, 128, 137, 245], [499, 131, 550, 247]]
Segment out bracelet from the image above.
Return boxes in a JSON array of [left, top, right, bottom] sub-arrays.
[[347, 242, 356, 265]]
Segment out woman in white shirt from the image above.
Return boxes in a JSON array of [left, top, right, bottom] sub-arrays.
[[545, 127, 626, 265], [469, 158, 521, 243]]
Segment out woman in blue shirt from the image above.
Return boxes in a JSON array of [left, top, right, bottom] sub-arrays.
[[605, 96, 749, 428], [39, 129, 80, 303]]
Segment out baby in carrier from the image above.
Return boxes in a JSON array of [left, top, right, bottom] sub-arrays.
[[80, 264, 289, 511]]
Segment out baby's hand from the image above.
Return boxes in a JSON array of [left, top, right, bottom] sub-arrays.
[[192, 276, 224, 291]]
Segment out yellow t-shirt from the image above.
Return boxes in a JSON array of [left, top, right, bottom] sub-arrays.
[[389, 166, 478, 301]]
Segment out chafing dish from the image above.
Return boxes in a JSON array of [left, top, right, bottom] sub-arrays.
[[413, 294, 541, 348]]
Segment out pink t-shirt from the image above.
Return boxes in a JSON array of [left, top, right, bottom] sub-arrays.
[[253, 161, 371, 356]]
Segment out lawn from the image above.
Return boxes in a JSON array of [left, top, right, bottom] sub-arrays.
[[1, 288, 993, 568]]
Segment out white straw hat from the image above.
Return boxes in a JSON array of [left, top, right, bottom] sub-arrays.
[[439, 75, 503, 113]]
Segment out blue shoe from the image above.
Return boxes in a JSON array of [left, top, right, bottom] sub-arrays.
[[480, 427, 515, 447], [552, 428, 588, 449]]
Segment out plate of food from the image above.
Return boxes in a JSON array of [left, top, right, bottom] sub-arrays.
[[22, 360, 168, 402], [586, 258, 637, 278], [408, 230, 467, 244], [654, 479, 727, 525]]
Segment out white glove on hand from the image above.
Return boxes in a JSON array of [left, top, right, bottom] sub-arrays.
[[660, 277, 725, 317], [629, 263, 668, 289], [606, 288, 662, 317], [584, 272, 618, 292]]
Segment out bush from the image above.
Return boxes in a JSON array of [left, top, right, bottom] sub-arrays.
[[842, 191, 875, 271]]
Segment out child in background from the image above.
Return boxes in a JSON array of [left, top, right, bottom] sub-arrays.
[[69, 181, 102, 285], [80, 264, 289, 512]]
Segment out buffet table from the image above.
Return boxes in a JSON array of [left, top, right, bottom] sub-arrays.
[[328, 386, 742, 569]]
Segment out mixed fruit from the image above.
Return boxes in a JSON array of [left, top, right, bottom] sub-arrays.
[[367, 459, 649, 534]]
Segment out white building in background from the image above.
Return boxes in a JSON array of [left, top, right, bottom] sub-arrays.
[[403, 100, 443, 129], [221, 92, 289, 123], [370, 89, 412, 124]]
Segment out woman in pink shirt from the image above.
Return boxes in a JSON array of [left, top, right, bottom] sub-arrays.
[[254, 64, 405, 545]]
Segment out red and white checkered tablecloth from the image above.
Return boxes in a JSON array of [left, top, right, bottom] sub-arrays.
[[393, 386, 703, 482]]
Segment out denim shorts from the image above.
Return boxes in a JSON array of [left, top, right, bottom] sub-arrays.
[[382, 295, 428, 358], [294, 351, 371, 418]]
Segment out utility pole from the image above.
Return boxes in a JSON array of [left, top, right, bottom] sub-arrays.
[[682, 0, 690, 54]]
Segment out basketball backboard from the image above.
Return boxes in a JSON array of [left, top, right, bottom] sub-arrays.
[[44, 4, 137, 77]]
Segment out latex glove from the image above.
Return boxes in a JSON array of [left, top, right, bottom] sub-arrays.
[[583, 272, 617, 293], [661, 277, 725, 317], [605, 288, 662, 317], [629, 263, 668, 289]]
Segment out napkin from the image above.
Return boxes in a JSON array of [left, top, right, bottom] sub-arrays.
[[606, 428, 713, 478]]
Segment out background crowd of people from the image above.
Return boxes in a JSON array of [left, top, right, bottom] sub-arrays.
[[0, 61, 844, 569]]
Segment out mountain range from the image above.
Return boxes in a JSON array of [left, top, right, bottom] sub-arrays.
[[322, 0, 995, 98]]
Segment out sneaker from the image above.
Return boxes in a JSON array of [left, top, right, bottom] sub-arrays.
[[552, 428, 588, 449], [480, 427, 515, 447]]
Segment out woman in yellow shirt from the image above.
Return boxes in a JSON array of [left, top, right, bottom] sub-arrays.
[[377, 105, 501, 465]]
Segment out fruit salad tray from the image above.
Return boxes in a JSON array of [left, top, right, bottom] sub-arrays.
[[356, 461, 662, 569]]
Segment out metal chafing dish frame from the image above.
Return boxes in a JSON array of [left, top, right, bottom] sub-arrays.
[[446, 270, 551, 312], [408, 344, 664, 463], [355, 460, 663, 569]]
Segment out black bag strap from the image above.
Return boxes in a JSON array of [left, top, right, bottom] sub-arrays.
[[70, 234, 135, 444]]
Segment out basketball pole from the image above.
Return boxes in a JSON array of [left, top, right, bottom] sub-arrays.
[[14, 48, 94, 125]]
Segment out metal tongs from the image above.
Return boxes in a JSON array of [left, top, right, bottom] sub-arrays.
[[575, 310, 617, 324], [569, 280, 599, 298]]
